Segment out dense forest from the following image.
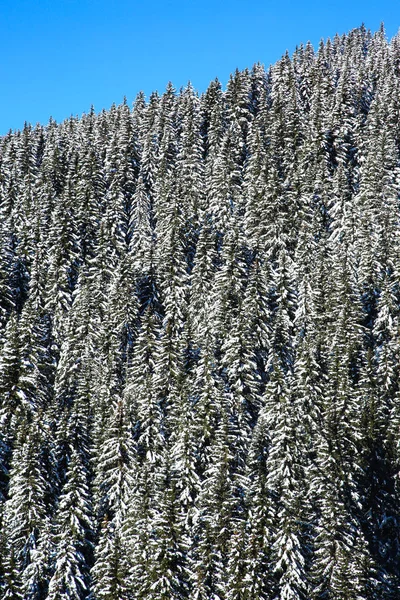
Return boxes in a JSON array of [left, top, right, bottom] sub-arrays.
[[1, 23, 400, 600]]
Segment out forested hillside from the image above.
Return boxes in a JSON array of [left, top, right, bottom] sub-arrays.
[[1, 24, 400, 600]]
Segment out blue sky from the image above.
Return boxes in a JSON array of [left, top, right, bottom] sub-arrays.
[[1, 0, 400, 134]]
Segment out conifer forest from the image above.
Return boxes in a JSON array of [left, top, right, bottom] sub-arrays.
[[2, 24, 400, 599]]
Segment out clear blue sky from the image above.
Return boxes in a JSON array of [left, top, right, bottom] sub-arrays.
[[1, 0, 400, 134]]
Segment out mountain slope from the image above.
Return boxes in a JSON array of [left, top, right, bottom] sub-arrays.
[[1, 24, 400, 600]]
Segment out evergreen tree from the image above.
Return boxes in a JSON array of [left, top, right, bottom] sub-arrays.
[[46, 449, 93, 600]]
